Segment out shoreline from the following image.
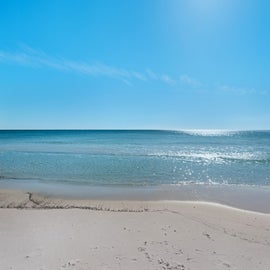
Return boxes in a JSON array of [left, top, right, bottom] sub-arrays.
[[1, 188, 270, 215], [1, 183, 270, 213]]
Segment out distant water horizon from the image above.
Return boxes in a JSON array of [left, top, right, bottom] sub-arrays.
[[1, 128, 269, 132]]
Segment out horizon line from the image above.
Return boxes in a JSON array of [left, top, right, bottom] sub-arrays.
[[0, 128, 269, 132]]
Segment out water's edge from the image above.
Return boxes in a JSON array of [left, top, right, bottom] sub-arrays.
[[1, 181, 270, 213]]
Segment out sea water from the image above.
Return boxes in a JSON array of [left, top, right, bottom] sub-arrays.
[[0, 130, 270, 195]]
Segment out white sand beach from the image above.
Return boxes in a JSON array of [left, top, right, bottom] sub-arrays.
[[0, 189, 270, 270]]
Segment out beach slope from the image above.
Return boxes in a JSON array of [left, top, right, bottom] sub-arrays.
[[0, 190, 270, 270]]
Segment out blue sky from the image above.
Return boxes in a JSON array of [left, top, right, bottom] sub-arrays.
[[0, 0, 269, 129]]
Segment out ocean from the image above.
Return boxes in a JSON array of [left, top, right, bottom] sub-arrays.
[[0, 130, 270, 201]]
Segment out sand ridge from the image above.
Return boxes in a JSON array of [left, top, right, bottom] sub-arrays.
[[1, 189, 270, 215]]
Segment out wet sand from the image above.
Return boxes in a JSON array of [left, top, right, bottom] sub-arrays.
[[1, 181, 270, 213]]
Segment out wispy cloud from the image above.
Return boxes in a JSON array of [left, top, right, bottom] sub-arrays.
[[0, 47, 177, 86], [0, 46, 264, 94], [0, 46, 145, 85], [180, 74, 202, 88], [146, 68, 158, 80], [146, 69, 176, 85], [217, 84, 257, 95], [130, 71, 147, 81], [178, 74, 264, 96], [161, 74, 176, 86]]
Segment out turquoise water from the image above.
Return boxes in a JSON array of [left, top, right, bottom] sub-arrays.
[[0, 130, 270, 189]]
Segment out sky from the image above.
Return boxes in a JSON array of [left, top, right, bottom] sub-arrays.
[[0, 0, 270, 130]]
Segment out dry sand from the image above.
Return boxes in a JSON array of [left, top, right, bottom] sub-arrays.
[[0, 189, 270, 270]]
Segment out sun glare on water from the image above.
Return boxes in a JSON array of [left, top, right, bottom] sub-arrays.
[[182, 129, 234, 136]]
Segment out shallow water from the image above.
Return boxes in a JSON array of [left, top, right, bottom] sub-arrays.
[[0, 130, 270, 187]]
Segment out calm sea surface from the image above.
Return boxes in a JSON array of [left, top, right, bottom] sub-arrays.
[[0, 130, 270, 189]]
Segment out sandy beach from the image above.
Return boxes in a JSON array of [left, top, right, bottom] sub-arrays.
[[1, 189, 270, 270], [2, 0, 270, 267]]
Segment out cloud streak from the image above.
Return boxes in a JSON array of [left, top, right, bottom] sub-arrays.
[[0, 46, 264, 94], [0, 46, 193, 87], [0, 46, 177, 86], [180, 74, 202, 88], [161, 74, 176, 86], [179, 74, 264, 96], [0, 46, 146, 85], [217, 84, 257, 95]]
